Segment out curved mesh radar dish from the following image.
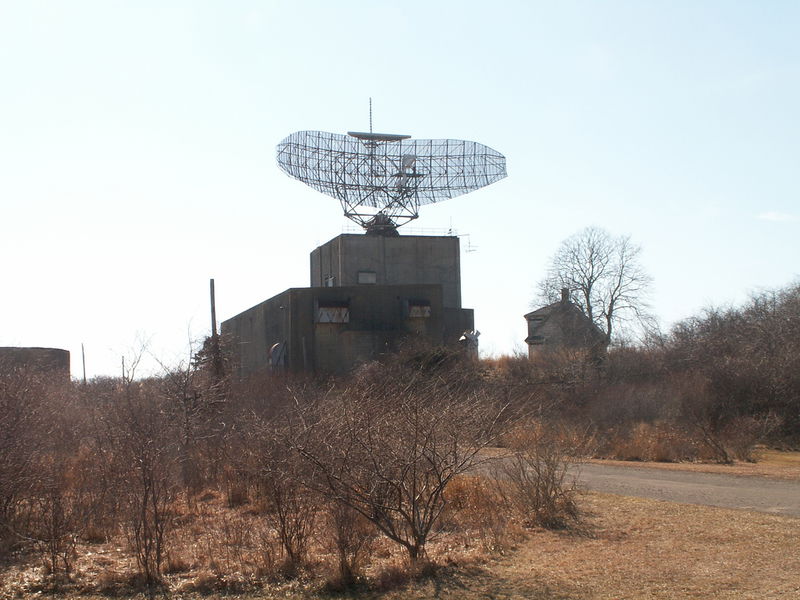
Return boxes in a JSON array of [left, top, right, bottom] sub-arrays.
[[276, 130, 507, 234]]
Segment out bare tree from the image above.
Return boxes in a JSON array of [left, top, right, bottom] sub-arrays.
[[537, 227, 654, 343], [291, 356, 508, 564], [102, 378, 179, 587], [159, 349, 228, 497], [249, 423, 319, 577]]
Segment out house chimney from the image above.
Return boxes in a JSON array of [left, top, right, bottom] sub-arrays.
[[561, 288, 570, 304]]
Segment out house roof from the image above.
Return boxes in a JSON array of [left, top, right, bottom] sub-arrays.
[[524, 300, 566, 320]]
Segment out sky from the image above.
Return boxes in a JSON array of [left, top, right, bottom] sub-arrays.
[[1, 0, 798, 379]]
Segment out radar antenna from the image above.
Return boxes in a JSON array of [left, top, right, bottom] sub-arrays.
[[276, 114, 507, 235]]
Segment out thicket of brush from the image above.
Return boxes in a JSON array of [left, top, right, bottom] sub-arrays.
[[490, 281, 800, 463], [1, 282, 796, 595], [0, 344, 582, 596]]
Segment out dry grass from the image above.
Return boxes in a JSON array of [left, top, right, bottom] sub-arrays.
[[373, 493, 800, 600], [588, 449, 800, 481], [3, 451, 800, 599], [4, 489, 798, 599]]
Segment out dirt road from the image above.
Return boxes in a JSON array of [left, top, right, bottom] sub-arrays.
[[576, 463, 800, 517]]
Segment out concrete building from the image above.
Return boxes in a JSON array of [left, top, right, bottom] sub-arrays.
[[524, 289, 608, 360], [310, 234, 463, 309], [0, 347, 71, 382], [223, 234, 473, 377]]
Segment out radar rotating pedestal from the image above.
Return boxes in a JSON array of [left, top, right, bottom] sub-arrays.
[[276, 127, 507, 235]]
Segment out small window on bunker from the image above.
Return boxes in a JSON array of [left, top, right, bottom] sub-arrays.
[[357, 271, 377, 284], [317, 300, 350, 323]]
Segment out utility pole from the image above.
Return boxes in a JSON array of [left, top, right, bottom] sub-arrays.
[[210, 279, 224, 380], [81, 343, 87, 384], [210, 278, 218, 339]]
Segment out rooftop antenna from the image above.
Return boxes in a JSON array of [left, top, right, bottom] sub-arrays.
[[276, 106, 507, 236]]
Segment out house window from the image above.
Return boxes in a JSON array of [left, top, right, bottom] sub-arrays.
[[324, 275, 336, 287], [357, 271, 377, 284], [317, 300, 349, 323]]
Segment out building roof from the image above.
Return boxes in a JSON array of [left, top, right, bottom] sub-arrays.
[[524, 300, 568, 320]]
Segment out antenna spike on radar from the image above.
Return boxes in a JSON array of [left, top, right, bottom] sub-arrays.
[[276, 129, 507, 234]]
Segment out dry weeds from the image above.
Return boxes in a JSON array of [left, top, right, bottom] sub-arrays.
[[588, 449, 800, 481], [3, 449, 800, 598], [370, 493, 800, 600], [3, 487, 798, 599]]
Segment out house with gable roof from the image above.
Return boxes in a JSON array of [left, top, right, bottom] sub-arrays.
[[524, 288, 608, 360]]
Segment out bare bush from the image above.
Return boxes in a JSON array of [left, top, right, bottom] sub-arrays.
[[687, 396, 781, 463], [322, 502, 377, 588], [160, 346, 230, 497], [257, 464, 317, 577], [440, 475, 512, 552], [102, 379, 180, 585], [23, 462, 79, 577], [720, 415, 782, 462], [599, 422, 697, 462], [669, 283, 800, 443], [238, 419, 319, 578], [292, 353, 509, 564], [497, 421, 582, 529]]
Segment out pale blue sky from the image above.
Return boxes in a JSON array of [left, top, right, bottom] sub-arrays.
[[2, 1, 798, 378]]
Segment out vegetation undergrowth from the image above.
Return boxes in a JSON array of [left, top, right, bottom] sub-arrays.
[[2, 281, 798, 595]]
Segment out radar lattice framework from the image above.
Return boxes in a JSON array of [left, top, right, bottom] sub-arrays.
[[276, 119, 507, 235]]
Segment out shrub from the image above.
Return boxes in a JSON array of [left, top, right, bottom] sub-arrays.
[[100, 380, 180, 585], [497, 421, 581, 529], [291, 353, 509, 564], [323, 502, 376, 587], [601, 422, 699, 463], [441, 475, 513, 552]]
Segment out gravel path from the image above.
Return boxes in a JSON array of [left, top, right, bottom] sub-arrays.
[[575, 463, 800, 517]]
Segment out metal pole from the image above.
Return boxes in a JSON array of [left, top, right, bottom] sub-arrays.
[[81, 343, 87, 384]]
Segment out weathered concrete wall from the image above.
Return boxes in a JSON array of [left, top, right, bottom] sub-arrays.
[[222, 284, 471, 377], [0, 347, 70, 382], [310, 234, 463, 309], [220, 290, 293, 379], [227, 233, 474, 378]]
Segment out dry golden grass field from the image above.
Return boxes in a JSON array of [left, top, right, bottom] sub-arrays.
[[3, 453, 799, 599], [383, 493, 800, 600]]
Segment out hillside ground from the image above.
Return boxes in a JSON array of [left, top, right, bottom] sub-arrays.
[[3, 452, 798, 600]]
